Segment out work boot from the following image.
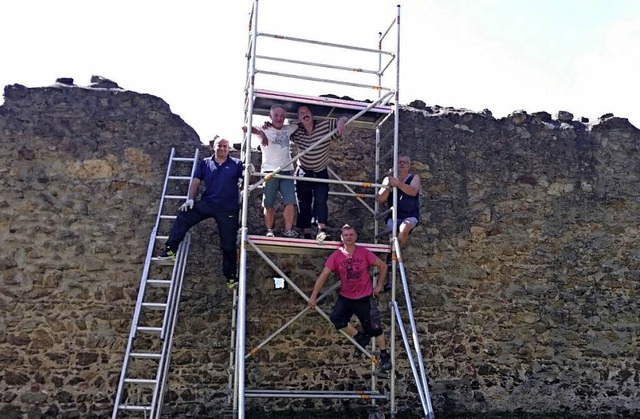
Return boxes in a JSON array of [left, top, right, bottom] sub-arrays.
[[226, 276, 239, 290], [154, 248, 176, 261]]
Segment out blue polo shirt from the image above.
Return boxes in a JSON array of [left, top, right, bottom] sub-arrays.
[[195, 156, 244, 209]]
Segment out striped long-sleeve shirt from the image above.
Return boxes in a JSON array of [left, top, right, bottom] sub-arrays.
[[291, 119, 339, 172]]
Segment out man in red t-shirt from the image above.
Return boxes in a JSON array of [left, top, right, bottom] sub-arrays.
[[308, 224, 391, 372]]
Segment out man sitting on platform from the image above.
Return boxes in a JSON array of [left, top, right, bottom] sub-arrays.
[[376, 154, 421, 291]]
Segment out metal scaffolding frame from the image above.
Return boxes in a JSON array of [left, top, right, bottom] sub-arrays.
[[230, 2, 434, 418], [112, 2, 435, 418]]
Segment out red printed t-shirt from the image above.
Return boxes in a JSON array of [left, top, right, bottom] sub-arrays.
[[325, 245, 378, 300]]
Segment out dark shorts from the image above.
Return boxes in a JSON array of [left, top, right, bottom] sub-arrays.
[[330, 295, 383, 337]]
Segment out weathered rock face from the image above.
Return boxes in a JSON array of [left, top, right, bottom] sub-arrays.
[[1, 81, 639, 418]]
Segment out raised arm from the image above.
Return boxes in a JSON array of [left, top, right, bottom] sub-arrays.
[[395, 173, 420, 197], [242, 125, 268, 147], [379, 173, 421, 201], [376, 175, 391, 203]]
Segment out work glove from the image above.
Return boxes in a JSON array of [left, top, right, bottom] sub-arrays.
[[179, 199, 194, 212]]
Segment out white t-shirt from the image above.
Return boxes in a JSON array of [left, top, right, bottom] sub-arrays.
[[260, 124, 298, 172]]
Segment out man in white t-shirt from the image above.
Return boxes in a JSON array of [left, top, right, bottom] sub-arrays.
[[245, 104, 299, 238]]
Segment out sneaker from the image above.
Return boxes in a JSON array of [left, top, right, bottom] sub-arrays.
[[379, 351, 391, 371], [283, 229, 299, 238], [155, 248, 176, 261], [316, 229, 328, 242], [226, 277, 238, 290], [266, 229, 275, 238]]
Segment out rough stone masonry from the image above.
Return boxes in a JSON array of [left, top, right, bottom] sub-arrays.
[[0, 78, 639, 418]]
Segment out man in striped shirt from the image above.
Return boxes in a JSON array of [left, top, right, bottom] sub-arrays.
[[292, 105, 347, 241]]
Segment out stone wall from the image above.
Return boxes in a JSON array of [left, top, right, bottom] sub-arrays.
[[0, 80, 639, 418]]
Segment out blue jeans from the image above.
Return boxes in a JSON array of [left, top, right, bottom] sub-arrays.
[[166, 200, 238, 280], [296, 168, 328, 229]]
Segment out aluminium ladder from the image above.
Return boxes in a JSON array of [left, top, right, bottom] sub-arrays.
[[112, 148, 200, 418]]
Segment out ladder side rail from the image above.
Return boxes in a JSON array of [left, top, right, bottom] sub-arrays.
[[390, 5, 402, 412], [374, 127, 382, 244], [242, 1, 255, 105], [112, 147, 178, 418], [158, 149, 199, 340], [227, 289, 239, 406], [373, 25, 384, 399], [393, 240, 433, 413], [391, 301, 433, 418], [235, 1, 262, 415], [151, 233, 192, 419]]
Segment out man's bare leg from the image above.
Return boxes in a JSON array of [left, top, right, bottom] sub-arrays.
[[283, 204, 295, 231], [264, 207, 275, 233]]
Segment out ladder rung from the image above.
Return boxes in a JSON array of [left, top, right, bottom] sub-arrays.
[[136, 326, 162, 334], [150, 258, 175, 266], [160, 215, 177, 220], [141, 302, 167, 310], [118, 404, 152, 411], [164, 195, 188, 199], [130, 352, 162, 359], [124, 378, 157, 385], [172, 157, 196, 162], [168, 175, 192, 180], [147, 279, 171, 287]]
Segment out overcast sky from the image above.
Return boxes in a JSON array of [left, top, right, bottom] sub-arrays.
[[2, 0, 639, 144]]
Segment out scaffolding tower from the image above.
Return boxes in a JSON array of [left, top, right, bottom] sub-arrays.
[[113, 1, 434, 418], [233, 1, 434, 418]]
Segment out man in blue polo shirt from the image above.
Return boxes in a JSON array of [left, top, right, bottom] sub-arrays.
[[155, 137, 244, 289]]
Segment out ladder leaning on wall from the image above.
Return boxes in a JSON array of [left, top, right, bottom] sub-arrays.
[[112, 148, 200, 419]]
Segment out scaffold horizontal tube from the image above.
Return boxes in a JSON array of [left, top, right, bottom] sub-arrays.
[[245, 389, 387, 400], [252, 172, 386, 189], [256, 54, 379, 76], [257, 70, 393, 92], [259, 32, 395, 56]]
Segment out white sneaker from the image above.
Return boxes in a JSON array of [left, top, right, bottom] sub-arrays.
[[283, 229, 299, 238], [316, 229, 328, 242], [266, 229, 275, 237]]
